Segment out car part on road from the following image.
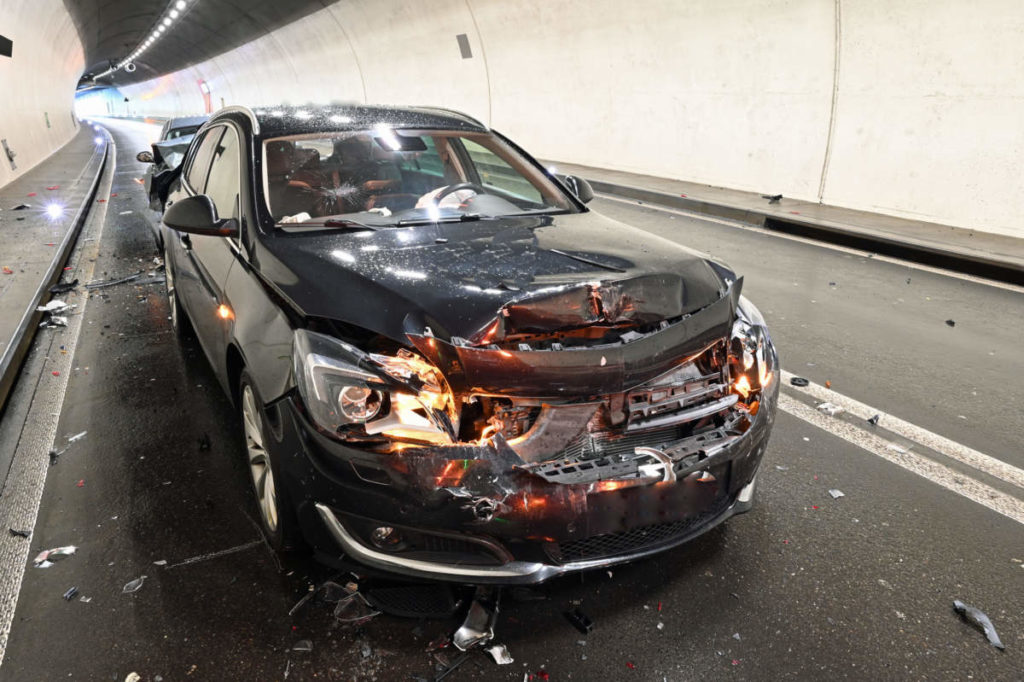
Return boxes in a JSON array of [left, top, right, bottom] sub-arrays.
[[84, 271, 143, 289], [789, 376, 810, 387], [62, 586, 78, 601], [953, 599, 1005, 649], [8, 528, 31, 538], [122, 575, 147, 593], [564, 607, 594, 634], [828, 489, 845, 499], [485, 644, 513, 664], [452, 586, 499, 651], [33, 545, 76, 567]]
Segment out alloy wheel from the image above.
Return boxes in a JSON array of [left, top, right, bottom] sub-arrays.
[[242, 384, 278, 533]]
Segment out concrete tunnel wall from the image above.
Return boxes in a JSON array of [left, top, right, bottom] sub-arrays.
[[97, 1, 1024, 238], [0, 0, 84, 188]]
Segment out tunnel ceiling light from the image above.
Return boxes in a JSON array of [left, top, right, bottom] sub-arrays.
[[175, 0, 186, 9], [157, 25, 165, 33], [162, 17, 172, 26], [170, 9, 179, 19]]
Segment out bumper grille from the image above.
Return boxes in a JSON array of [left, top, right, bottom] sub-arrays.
[[554, 495, 732, 563]]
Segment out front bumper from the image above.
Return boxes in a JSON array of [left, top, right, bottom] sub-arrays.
[[270, 376, 777, 585]]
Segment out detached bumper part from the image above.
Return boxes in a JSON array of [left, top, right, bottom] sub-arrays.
[[314, 474, 756, 585]]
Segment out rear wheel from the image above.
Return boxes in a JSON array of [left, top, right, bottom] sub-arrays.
[[239, 369, 301, 550]]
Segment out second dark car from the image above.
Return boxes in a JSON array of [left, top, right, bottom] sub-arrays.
[[160, 104, 778, 583]]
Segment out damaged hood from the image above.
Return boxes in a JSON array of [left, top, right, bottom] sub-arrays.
[[255, 211, 729, 344]]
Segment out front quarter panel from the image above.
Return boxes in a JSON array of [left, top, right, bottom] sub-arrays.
[[224, 259, 295, 402]]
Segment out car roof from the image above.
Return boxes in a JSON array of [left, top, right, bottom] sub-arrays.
[[167, 115, 210, 129], [209, 103, 488, 138]]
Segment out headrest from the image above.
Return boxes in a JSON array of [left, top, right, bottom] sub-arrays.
[[265, 140, 295, 176]]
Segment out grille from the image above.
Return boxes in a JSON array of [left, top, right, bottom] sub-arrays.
[[362, 583, 458, 618], [559, 424, 682, 461], [554, 495, 732, 563]]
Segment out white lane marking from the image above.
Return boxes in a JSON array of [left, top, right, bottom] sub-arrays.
[[780, 370, 1024, 491], [0, 135, 116, 664], [594, 193, 1024, 294], [778, 393, 1024, 525]]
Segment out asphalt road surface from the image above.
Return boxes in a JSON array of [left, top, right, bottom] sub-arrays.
[[0, 118, 1021, 681]]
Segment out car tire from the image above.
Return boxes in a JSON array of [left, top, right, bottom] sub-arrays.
[[163, 241, 191, 337], [238, 369, 303, 551]]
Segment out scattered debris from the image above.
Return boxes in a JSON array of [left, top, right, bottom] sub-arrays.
[[84, 271, 143, 289], [867, 414, 880, 425], [62, 586, 79, 601], [828, 489, 845, 499], [75, 479, 85, 488], [732, 632, 741, 640], [816, 402, 844, 416], [2, 267, 12, 275], [825, 380, 832, 389], [775, 465, 789, 471], [125, 674, 141, 682], [153, 559, 167, 566], [877, 579, 894, 590], [79, 596, 92, 603], [761, 194, 782, 204], [68, 431, 87, 443], [453, 586, 499, 651], [485, 644, 514, 665], [953, 600, 1004, 650], [33, 545, 77, 568], [49, 279, 79, 295], [8, 528, 31, 538], [564, 607, 594, 635], [12, 204, 30, 210], [945, 319, 956, 328], [789, 377, 810, 387], [291, 640, 313, 653], [887, 444, 908, 454], [122, 575, 147, 593], [49, 450, 60, 466], [656, 622, 665, 630]]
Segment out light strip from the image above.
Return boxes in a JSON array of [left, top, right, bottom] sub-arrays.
[[92, 0, 192, 81]]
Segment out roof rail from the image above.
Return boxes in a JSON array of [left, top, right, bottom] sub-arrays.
[[415, 106, 487, 130], [213, 105, 260, 134]]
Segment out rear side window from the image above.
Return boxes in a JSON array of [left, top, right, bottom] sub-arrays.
[[184, 127, 223, 192]]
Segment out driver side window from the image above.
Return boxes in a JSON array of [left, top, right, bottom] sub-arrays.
[[204, 127, 241, 220]]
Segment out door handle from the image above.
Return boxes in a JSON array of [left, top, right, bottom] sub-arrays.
[[180, 233, 192, 250]]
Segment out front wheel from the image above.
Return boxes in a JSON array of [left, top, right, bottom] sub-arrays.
[[239, 369, 302, 550], [164, 241, 190, 337]]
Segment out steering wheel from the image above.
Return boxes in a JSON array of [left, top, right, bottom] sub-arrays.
[[434, 182, 487, 203]]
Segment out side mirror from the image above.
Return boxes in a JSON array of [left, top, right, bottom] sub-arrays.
[[557, 174, 594, 204], [136, 150, 154, 163], [163, 195, 239, 237]]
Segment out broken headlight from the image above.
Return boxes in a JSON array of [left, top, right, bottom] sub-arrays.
[[729, 296, 774, 399], [292, 329, 456, 444]]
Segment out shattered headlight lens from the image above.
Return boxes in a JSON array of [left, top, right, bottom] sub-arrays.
[[293, 329, 386, 432], [292, 329, 456, 444], [729, 296, 774, 399]]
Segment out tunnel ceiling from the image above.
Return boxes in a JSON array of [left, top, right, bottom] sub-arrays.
[[65, 0, 330, 88]]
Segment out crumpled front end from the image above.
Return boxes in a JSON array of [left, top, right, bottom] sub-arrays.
[[281, 277, 778, 583]]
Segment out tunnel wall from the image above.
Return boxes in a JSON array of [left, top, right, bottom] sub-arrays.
[[0, 0, 84, 189], [116, 0, 1022, 238]]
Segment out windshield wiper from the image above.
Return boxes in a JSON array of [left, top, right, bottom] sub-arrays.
[[320, 218, 377, 231], [396, 213, 482, 227]]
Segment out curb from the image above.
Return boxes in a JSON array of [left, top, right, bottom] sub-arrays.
[[0, 131, 110, 414], [587, 179, 1024, 286]]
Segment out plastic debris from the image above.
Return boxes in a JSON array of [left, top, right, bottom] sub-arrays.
[[84, 271, 143, 289], [33, 545, 77, 567], [62, 586, 79, 601], [453, 586, 499, 651], [825, 380, 832, 389], [953, 600, 1004, 649], [68, 431, 87, 443], [80, 596, 92, 603], [775, 465, 789, 471], [2, 267, 12, 275], [49, 279, 79, 295], [485, 644, 513, 665], [122, 575, 147, 593], [75, 479, 85, 488], [761, 194, 782, 204], [37, 299, 72, 314], [945, 319, 956, 328], [789, 377, 810, 387], [125, 674, 141, 682], [732, 632, 741, 640], [867, 414, 881, 425], [828, 489, 845, 499], [8, 528, 31, 538], [12, 203, 30, 210], [564, 607, 594, 635], [153, 559, 167, 566], [816, 402, 844, 416], [656, 622, 665, 630], [291, 640, 313, 653]]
